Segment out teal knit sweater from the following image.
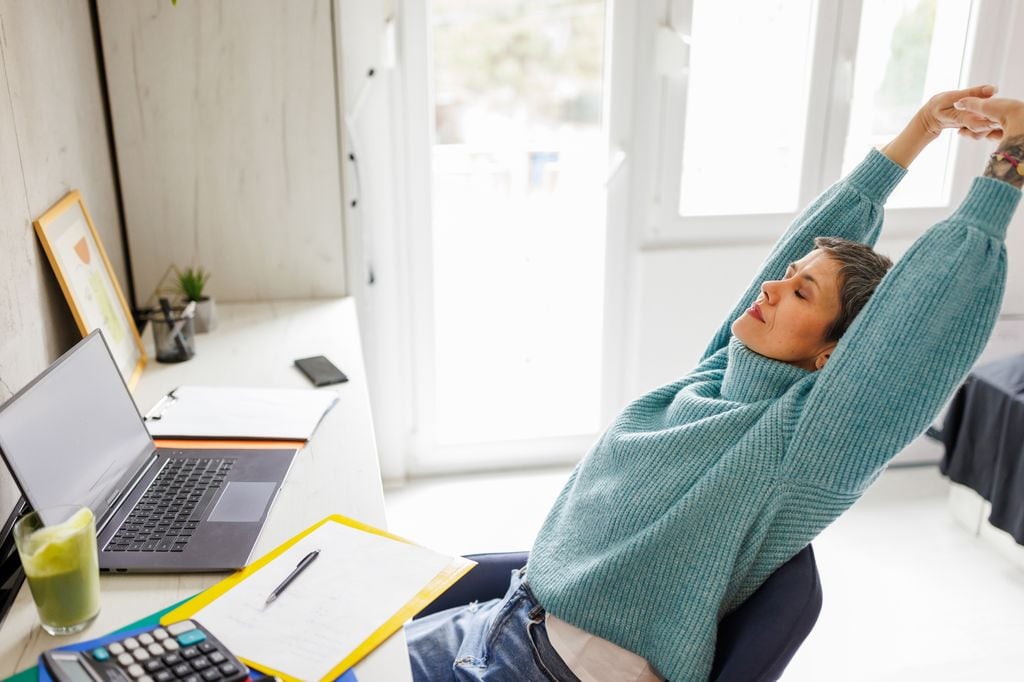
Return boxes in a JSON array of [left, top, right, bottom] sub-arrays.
[[528, 149, 1021, 681]]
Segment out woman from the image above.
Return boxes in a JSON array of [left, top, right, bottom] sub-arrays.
[[407, 86, 1024, 681]]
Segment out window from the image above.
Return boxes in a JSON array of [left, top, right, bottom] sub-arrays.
[[679, 1, 816, 216], [428, 0, 608, 451], [653, 0, 990, 244], [842, 0, 974, 208]]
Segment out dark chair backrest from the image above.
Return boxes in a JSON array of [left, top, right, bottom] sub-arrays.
[[416, 545, 822, 682], [710, 544, 823, 681]]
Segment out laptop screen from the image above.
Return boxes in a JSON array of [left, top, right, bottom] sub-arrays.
[[0, 331, 153, 517]]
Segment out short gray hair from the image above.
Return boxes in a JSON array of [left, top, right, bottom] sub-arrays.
[[813, 236, 893, 342]]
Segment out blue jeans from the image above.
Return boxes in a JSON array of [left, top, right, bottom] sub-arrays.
[[405, 568, 581, 681]]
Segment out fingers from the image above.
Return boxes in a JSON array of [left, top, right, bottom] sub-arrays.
[[960, 112, 1000, 134], [937, 84, 998, 107], [957, 126, 1004, 140], [954, 96, 1013, 125], [954, 96, 990, 114], [964, 83, 998, 98], [957, 128, 985, 140]]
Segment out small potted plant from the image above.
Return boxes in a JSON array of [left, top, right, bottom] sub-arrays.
[[177, 266, 216, 332]]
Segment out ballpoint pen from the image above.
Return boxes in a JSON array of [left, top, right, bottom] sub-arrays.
[[265, 549, 320, 605]]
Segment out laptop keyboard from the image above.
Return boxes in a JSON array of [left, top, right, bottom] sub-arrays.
[[105, 456, 235, 553]]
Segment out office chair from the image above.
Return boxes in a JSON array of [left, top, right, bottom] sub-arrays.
[[415, 544, 822, 682]]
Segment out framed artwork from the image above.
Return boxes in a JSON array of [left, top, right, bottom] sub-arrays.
[[33, 190, 146, 388]]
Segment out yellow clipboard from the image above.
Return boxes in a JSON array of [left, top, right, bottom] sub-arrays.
[[161, 514, 476, 681]]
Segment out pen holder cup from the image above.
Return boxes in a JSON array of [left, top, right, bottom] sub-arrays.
[[147, 307, 196, 363]]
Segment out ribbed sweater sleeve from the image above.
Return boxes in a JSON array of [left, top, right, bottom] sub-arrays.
[[785, 177, 1020, 491], [701, 149, 907, 361]]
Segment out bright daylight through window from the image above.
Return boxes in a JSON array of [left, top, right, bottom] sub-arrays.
[[430, 0, 607, 446], [842, 0, 973, 208], [678, 0, 972, 217], [678, 0, 815, 217]]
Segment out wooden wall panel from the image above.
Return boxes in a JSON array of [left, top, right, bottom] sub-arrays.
[[0, 0, 125, 395], [97, 0, 346, 305], [1, 1, 127, 290], [0, 0, 125, 518]]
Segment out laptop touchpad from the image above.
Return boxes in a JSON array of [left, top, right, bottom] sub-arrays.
[[208, 482, 276, 523]]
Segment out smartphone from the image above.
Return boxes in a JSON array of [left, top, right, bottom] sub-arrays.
[[294, 355, 349, 386]]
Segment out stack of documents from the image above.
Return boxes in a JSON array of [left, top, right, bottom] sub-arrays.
[[144, 386, 338, 440], [162, 515, 475, 681]]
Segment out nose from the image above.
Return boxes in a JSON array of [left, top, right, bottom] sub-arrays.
[[761, 279, 782, 303]]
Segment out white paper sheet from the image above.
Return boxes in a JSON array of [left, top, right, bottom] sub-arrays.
[[190, 521, 458, 680], [144, 385, 338, 440]]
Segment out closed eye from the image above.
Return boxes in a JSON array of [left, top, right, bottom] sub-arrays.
[[795, 290, 805, 299]]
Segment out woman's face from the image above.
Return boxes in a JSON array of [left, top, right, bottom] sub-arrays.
[[731, 249, 842, 372]]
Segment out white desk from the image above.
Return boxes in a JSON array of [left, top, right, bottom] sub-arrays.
[[0, 298, 412, 681]]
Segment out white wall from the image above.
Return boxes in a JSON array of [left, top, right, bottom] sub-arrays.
[[97, 0, 347, 306], [0, 0, 126, 520]]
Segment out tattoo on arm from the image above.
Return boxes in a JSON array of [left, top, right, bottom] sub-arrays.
[[985, 135, 1024, 189]]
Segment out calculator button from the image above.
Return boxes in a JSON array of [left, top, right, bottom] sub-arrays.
[[133, 648, 151, 661], [152, 628, 169, 640], [139, 677, 154, 682], [163, 639, 180, 651], [167, 620, 197, 636], [138, 633, 155, 645], [153, 671, 174, 682], [124, 637, 140, 650], [172, 663, 192, 677], [207, 651, 226, 664], [180, 646, 200, 659], [118, 653, 135, 666], [177, 629, 207, 646], [148, 643, 165, 656], [197, 642, 215, 654], [218, 663, 238, 676], [181, 676, 201, 682], [191, 656, 211, 670], [162, 653, 183, 666], [127, 663, 145, 678], [109, 642, 126, 655], [91, 647, 110, 661], [143, 660, 162, 673], [201, 669, 221, 681]]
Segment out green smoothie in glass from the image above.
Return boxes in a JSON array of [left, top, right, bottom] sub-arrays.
[[14, 506, 101, 635]]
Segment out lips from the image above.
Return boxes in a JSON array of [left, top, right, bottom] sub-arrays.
[[746, 303, 765, 323]]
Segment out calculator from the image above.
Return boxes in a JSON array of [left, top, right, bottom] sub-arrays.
[[41, 619, 249, 682]]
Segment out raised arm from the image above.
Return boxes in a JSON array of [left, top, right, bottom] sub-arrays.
[[699, 85, 1001, 362], [784, 97, 1024, 492]]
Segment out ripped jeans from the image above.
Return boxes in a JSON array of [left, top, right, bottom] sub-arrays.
[[405, 568, 580, 681]]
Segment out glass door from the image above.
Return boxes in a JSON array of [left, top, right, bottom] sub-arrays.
[[419, 0, 609, 468]]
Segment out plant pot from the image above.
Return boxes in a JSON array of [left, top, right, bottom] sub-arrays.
[[192, 296, 217, 333]]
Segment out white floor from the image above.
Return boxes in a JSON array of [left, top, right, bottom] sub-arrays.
[[385, 465, 1024, 681]]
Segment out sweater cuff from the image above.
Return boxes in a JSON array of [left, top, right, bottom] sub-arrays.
[[845, 148, 907, 203], [949, 177, 1021, 240]]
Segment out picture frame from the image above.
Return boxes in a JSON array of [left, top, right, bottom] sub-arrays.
[[33, 190, 146, 388]]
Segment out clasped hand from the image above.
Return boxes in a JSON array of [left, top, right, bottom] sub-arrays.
[[917, 84, 1003, 140]]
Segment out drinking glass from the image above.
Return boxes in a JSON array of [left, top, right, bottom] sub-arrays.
[[14, 505, 101, 635]]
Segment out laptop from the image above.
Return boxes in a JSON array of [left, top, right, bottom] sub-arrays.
[[0, 331, 297, 572]]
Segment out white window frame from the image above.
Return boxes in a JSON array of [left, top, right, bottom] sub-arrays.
[[642, 0, 1013, 249]]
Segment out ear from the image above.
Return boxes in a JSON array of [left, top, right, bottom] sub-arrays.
[[814, 343, 837, 371]]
